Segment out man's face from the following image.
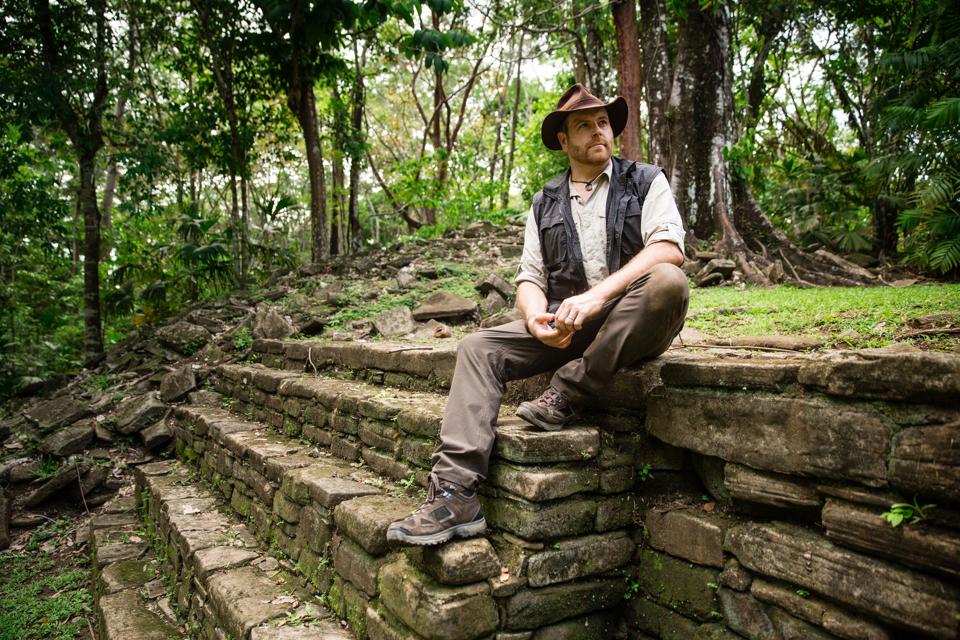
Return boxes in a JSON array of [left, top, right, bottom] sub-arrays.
[[557, 108, 613, 167]]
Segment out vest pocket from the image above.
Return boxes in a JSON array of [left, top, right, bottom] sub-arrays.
[[539, 215, 568, 269], [621, 198, 644, 259]]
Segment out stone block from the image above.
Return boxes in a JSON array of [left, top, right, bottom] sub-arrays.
[[821, 498, 960, 579], [400, 436, 435, 469], [526, 531, 634, 587], [644, 507, 728, 568], [724, 463, 821, 509], [98, 588, 181, 639], [503, 579, 622, 630], [362, 447, 414, 481], [599, 466, 634, 493], [160, 366, 196, 402], [24, 396, 90, 431], [115, 392, 167, 435], [366, 605, 422, 640], [725, 521, 960, 638], [334, 494, 421, 555], [141, 420, 174, 450], [374, 307, 416, 337], [718, 558, 751, 592], [481, 492, 596, 540], [766, 607, 835, 640], [494, 423, 600, 464], [624, 597, 698, 639], [331, 435, 362, 462], [379, 557, 498, 640], [647, 388, 890, 486], [658, 351, 802, 389], [634, 433, 687, 471], [273, 493, 302, 524], [751, 578, 893, 640], [206, 566, 297, 640], [332, 533, 389, 597], [488, 462, 598, 502], [416, 537, 501, 586], [595, 493, 635, 531], [889, 421, 960, 504], [530, 612, 619, 640], [99, 558, 159, 594], [797, 349, 960, 404], [297, 504, 333, 554], [39, 420, 95, 456], [412, 290, 478, 321], [250, 621, 352, 639], [156, 320, 211, 353], [359, 419, 401, 452], [717, 588, 777, 640], [636, 550, 720, 621]]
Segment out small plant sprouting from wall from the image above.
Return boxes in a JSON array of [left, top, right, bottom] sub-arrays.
[[881, 498, 936, 528]]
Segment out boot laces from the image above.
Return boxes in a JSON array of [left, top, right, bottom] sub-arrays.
[[539, 387, 564, 408]]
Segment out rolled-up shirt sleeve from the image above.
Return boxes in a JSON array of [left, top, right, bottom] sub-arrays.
[[514, 205, 548, 293], [641, 173, 686, 256]]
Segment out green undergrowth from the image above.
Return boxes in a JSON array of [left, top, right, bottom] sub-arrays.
[[687, 284, 960, 349], [319, 261, 497, 329], [0, 551, 93, 640]]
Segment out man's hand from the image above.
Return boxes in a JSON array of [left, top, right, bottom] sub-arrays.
[[553, 290, 607, 332], [526, 313, 575, 349]]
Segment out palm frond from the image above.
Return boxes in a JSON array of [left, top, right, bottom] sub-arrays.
[[929, 236, 960, 272], [925, 97, 960, 128]]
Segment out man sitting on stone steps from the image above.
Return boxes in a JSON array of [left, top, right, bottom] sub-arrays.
[[387, 83, 689, 546]]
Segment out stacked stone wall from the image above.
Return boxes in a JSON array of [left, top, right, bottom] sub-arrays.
[[246, 339, 960, 640]]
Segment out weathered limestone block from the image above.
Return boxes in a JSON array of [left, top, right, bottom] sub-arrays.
[[413, 537, 501, 585], [115, 392, 167, 435], [359, 419, 401, 452], [379, 557, 498, 640], [141, 420, 174, 450], [480, 492, 596, 540], [98, 558, 158, 594], [98, 589, 181, 640], [280, 462, 350, 504], [334, 494, 421, 555], [160, 366, 196, 402], [725, 521, 960, 638], [24, 460, 88, 506], [206, 566, 294, 639], [253, 307, 296, 340], [39, 420, 95, 456], [156, 320, 211, 353], [717, 588, 778, 640], [647, 388, 890, 486], [821, 498, 960, 579], [332, 534, 389, 597], [489, 462, 599, 502], [395, 399, 445, 437], [797, 349, 960, 404], [362, 447, 415, 481], [633, 433, 687, 471], [374, 307, 416, 337], [366, 605, 422, 640], [643, 507, 729, 568], [412, 290, 478, 321], [595, 493, 635, 531], [24, 396, 90, 431], [624, 597, 697, 639], [251, 368, 298, 393], [719, 558, 752, 592], [526, 531, 634, 587], [250, 622, 353, 639], [192, 546, 259, 580], [724, 464, 821, 509], [494, 422, 600, 464], [400, 436, 435, 468], [658, 351, 803, 389], [889, 421, 960, 503], [502, 579, 622, 630], [751, 578, 893, 640], [297, 504, 333, 554], [766, 607, 835, 640], [636, 550, 720, 620]]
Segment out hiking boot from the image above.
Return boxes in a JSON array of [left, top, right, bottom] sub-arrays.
[[386, 474, 486, 546], [516, 386, 575, 431]]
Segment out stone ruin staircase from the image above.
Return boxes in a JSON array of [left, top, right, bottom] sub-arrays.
[[90, 335, 960, 639]]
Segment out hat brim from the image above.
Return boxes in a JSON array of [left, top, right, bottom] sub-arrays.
[[540, 96, 629, 151]]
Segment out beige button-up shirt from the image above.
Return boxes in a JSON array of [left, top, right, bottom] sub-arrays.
[[515, 163, 685, 292]]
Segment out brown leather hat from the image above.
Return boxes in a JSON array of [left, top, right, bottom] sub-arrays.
[[541, 83, 628, 151]]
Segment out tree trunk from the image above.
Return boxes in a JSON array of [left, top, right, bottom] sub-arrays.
[[331, 154, 344, 256], [501, 31, 524, 209], [348, 38, 365, 253], [639, 0, 672, 171], [240, 172, 250, 279], [228, 168, 241, 279], [613, 0, 643, 161], [79, 153, 104, 364], [295, 86, 328, 263]]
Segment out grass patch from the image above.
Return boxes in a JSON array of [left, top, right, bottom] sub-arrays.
[[0, 551, 93, 640], [687, 284, 960, 348]]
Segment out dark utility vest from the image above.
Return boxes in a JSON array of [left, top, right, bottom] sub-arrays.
[[532, 157, 664, 311]]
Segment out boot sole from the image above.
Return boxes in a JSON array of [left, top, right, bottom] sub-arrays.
[[516, 403, 571, 432], [385, 516, 487, 546]]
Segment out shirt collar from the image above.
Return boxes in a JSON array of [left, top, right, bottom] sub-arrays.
[[568, 160, 613, 199]]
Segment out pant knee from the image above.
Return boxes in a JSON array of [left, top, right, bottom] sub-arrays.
[[646, 263, 689, 311]]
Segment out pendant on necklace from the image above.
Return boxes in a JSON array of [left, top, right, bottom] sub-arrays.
[[585, 182, 593, 192]]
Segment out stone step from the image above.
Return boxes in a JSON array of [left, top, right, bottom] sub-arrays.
[[165, 403, 639, 638], [90, 496, 183, 640], [207, 364, 622, 496], [134, 460, 353, 640]]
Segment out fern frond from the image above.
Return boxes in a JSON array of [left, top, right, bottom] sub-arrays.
[[929, 236, 960, 272], [925, 97, 960, 128], [897, 207, 928, 231], [916, 174, 957, 208]]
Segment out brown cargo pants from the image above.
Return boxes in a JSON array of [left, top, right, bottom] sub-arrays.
[[431, 262, 689, 489]]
